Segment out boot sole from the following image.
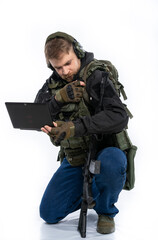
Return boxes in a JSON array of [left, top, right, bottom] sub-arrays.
[[97, 226, 115, 234]]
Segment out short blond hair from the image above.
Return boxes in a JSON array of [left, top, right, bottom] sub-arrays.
[[45, 37, 73, 63]]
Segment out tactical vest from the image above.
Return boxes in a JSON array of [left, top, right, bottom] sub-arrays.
[[48, 78, 92, 166]]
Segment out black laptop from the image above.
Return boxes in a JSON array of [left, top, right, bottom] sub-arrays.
[[5, 102, 53, 131]]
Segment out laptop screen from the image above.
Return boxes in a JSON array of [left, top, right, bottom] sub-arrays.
[[5, 102, 53, 131]]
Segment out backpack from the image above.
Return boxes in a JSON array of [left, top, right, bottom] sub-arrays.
[[80, 59, 137, 190]]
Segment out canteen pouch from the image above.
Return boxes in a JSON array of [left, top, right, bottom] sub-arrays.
[[123, 145, 137, 190], [115, 130, 137, 190]]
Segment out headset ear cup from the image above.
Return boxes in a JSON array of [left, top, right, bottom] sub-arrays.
[[73, 41, 85, 59], [48, 62, 55, 71]]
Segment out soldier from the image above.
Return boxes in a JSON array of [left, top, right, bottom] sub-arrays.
[[35, 31, 129, 234]]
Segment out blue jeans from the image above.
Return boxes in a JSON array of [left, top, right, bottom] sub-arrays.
[[40, 147, 127, 223]]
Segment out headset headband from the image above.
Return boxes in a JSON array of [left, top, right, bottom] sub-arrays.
[[45, 32, 77, 45]]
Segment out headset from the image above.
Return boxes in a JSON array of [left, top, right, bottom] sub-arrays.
[[45, 31, 85, 70]]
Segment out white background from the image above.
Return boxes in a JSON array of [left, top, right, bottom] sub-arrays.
[[0, 0, 158, 239]]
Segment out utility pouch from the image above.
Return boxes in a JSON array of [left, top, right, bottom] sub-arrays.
[[123, 145, 137, 190], [115, 129, 132, 151], [57, 146, 86, 166], [64, 148, 87, 166], [115, 129, 137, 190]]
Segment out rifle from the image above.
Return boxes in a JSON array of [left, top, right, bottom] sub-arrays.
[[78, 73, 106, 238], [78, 136, 101, 238]]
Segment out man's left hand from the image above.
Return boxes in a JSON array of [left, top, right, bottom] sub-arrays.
[[41, 121, 75, 145]]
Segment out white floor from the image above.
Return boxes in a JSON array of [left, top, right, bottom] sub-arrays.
[[1, 193, 157, 240]]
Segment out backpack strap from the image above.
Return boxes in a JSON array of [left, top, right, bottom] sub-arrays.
[[123, 104, 133, 119]]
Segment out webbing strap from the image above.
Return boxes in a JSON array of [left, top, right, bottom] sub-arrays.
[[124, 105, 133, 119], [118, 82, 127, 100], [82, 61, 95, 82]]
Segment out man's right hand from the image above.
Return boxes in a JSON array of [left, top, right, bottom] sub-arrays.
[[55, 80, 85, 103]]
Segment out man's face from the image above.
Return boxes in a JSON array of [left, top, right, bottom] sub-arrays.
[[49, 47, 81, 82]]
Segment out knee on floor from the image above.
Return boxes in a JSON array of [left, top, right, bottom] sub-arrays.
[[39, 202, 60, 224]]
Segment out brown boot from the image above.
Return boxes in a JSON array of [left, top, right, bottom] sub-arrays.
[[97, 215, 115, 234]]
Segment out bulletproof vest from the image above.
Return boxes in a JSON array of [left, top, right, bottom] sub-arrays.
[[48, 77, 91, 166]]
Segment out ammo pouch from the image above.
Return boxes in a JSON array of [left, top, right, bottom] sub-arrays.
[[58, 136, 90, 167], [115, 129, 137, 190]]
